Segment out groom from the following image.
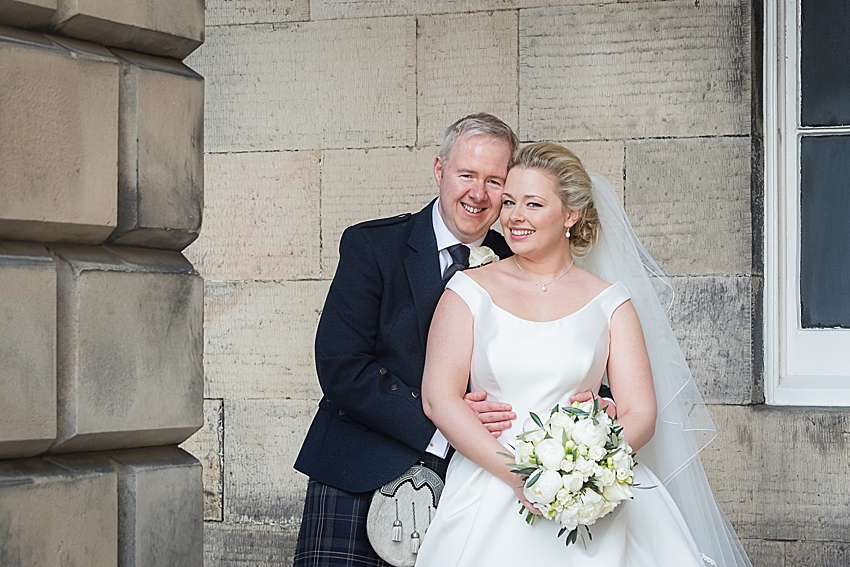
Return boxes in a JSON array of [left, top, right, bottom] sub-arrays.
[[292, 114, 519, 566]]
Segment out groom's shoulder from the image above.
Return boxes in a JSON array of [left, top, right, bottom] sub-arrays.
[[352, 212, 413, 231]]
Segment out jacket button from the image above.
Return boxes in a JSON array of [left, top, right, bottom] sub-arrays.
[[379, 367, 388, 376], [390, 384, 398, 391], [411, 391, 419, 398], [339, 410, 345, 416]]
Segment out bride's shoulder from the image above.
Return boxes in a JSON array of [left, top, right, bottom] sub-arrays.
[[570, 265, 614, 294], [462, 258, 512, 289]]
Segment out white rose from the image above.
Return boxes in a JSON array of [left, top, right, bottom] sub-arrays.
[[588, 445, 606, 461], [560, 456, 575, 473], [535, 438, 566, 470], [523, 470, 563, 504], [598, 468, 616, 486], [616, 469, 630, 482], [602, 481, 634, 503], [526, 429, 546, 445], [515, 441, 535, 466], [556, 507, 579, 531], [572, 418, 609, 448], [563, 472, 584, 492], [549, 412, 574, 439], [468, 246, 499, 268], [556, 488, 571, 503], [612, 450, 631, 471]]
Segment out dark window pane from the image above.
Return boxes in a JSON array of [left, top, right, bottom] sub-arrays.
[[800, 0, 850, 126], [800, 135, 850, 328]]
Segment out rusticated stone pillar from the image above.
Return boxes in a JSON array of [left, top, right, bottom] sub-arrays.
[[0, 2, 205, 565]]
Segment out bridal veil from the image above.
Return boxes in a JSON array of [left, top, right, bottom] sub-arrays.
[[578, 173, 752, 567]]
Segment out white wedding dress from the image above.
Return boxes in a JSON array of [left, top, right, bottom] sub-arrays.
[[415, 272, 707, 567]]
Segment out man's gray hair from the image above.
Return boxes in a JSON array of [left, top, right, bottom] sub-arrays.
[[438, 113, 519, 165]]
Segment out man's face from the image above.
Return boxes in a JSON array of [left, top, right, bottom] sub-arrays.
[[434, 134, 513, 243]]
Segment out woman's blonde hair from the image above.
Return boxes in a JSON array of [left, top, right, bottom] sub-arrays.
[[511, 142, 598, 255]]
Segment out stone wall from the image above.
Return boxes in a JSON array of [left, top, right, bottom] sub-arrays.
[[182, 1, 850, 566], [0, 1, 205, 565]]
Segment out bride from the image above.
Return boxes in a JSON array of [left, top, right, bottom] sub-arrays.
[[416, 142, 751, 566]]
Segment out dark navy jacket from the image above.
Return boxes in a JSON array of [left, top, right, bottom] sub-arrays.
[[294, 201, 512, 493]]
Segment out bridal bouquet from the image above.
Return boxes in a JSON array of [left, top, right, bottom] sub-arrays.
[[503, 400, 636, 546]]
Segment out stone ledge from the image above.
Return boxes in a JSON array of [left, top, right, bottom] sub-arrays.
[[50, 0, 204, 60]]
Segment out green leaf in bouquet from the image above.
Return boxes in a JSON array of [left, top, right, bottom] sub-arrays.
[[564, 527, 578, 547], [551, 404, 560, 416], [525, 469, 542, 488], [530, 412, 544, 428], [562, 429, 568, 446], [513, 467, 539, 476], [562, 406, 589, 418]]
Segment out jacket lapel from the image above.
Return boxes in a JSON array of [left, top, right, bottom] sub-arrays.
[[404, 201, 443, 353]]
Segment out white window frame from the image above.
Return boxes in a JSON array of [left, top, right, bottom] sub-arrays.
[[765, 0, 850, 405]]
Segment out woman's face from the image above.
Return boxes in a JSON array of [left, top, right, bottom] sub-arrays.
[[500, 167, 579, 257]]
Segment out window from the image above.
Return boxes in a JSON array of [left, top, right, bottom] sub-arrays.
[[765, 0, 850, 405]]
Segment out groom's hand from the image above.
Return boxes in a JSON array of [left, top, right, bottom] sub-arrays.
[[463, 390, 515, 438]]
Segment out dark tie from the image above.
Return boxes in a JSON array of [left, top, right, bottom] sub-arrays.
[[442, 244, 470, 285]]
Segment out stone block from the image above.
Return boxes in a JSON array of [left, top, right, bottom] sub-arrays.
[[625, 137, 752, 275], [0, 28, 118, 244], [49, 0, 204, 60], [49, 245, 203, 453], [321, 147, 438, 275], [668, 276, 754, 404], [184, 151, 320, 280], [206, 0, 309, 26], [180, 398, 223, 521], [204, 522, 300, 567], [0, 454, 117, 566], [0, 242, 56, 458], [520, 1, 751, 140], [784, 541, 850, 566], [310, 0, 517, 19], [224, 398, 317, 523], [563, 140, 625, 201], [110, 447, 203, 567], [189, 18, 415, 152], [203, 281, 329, 399], [0, 0, 56, 29], [107, 49, 204, 251], [702, 405, 850, 542], [741, 539, 785, 567], [417, 11, 518, 146]]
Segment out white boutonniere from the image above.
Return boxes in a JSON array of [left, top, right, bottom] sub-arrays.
[[468, 246, 499, 268]]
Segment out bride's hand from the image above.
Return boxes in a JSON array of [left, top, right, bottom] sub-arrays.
[[569, 390, 617, 418], [513, 484, 542, 516]]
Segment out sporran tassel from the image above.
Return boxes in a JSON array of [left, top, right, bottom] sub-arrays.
[[392, 499, 402, 542], [410, 502, 420, 554]]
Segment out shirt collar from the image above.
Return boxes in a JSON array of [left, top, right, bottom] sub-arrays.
[[431, 198, 487, 252]]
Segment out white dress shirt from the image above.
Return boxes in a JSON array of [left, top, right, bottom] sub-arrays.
[[426, 199, 487, 458]]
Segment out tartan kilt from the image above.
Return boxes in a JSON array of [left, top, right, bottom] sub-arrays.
[[292, 452, 450, 567]]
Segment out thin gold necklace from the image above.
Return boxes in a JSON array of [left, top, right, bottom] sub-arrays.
[[513, 256, 575, 292]]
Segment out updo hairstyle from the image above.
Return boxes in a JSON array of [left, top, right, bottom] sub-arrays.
[[511, 142, 599, 256]]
